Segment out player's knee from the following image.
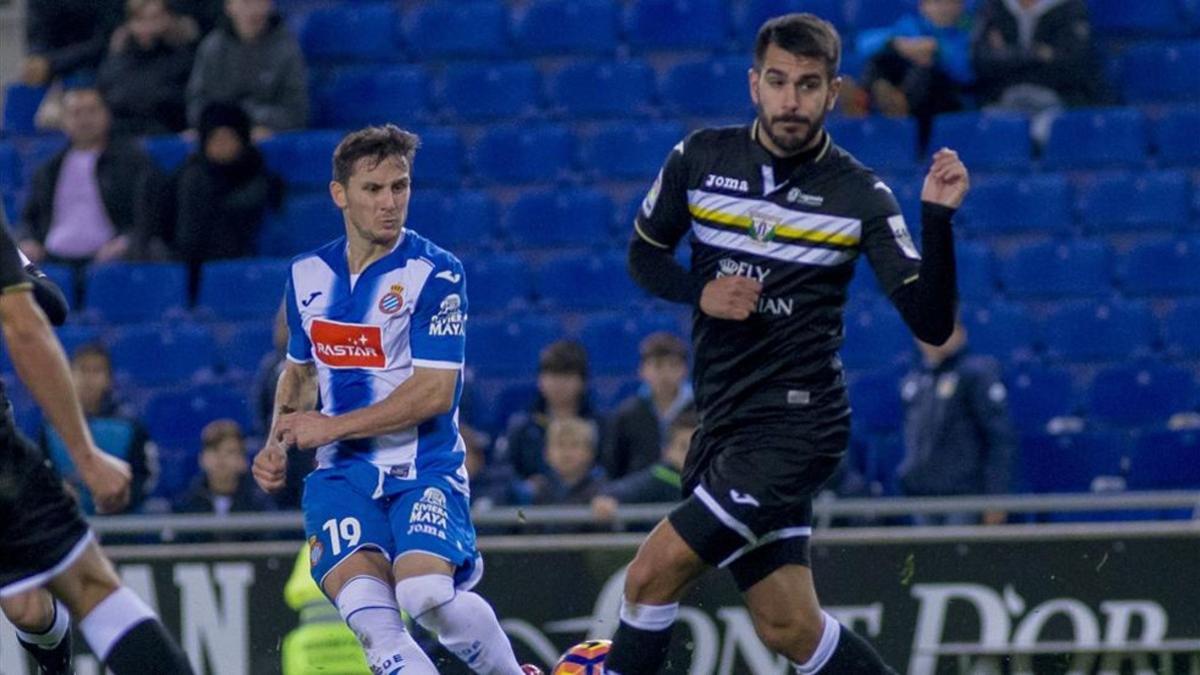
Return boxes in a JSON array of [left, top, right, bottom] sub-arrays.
[[393, 573, 455, 623], [750, 608, 823, 660]]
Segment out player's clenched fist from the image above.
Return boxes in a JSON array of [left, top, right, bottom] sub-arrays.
[[921, 148, 970, 209], [78, 448, 132, 514], [252, 442, 287, 494], [700, 275, 762, 320]]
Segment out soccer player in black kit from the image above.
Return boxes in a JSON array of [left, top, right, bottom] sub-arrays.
[[0, 209, 194, 674], [603, 14, 967, 675]]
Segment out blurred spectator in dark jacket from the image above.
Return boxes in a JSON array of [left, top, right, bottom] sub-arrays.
[[171, 0, 225, 35], [40, 343, 158, 515], [530, 417, 606, 508], [175, 419, 276, 520], [601, 332, 692, 480], [98, 0, 199, 136], [898, 322, 1016, 525], [20, 0, 124, 87], [18, 87, 159, 267], [152, 102, 282, 296], [186, 0, 308, 138], [592, 406, 695, 527]]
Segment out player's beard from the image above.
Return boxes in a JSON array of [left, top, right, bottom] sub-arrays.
[[756, 102, 827, 155]]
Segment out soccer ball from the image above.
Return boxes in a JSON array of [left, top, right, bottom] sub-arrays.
[[552, 639, 612, 674]]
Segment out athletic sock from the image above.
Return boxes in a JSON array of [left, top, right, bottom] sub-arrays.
[[602, 600, 678, 675], [15, 599, 72, 675], [395, 574, 523, 675], [794, 614, 896, 674], [336, 575, 437, 675], [78, 587, 194, 675]]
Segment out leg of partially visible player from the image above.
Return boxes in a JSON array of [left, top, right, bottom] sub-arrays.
[[322, 550, 437, 675], [2, 588, 72, 674], [392, 552, 526, 675]]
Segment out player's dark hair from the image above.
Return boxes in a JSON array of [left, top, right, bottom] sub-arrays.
[[71, 342, 111, 369], [539, 340, 589, 379], [753, 13, 841, 79], [332, 124, 420, 185], [639, 331, 688, 363]]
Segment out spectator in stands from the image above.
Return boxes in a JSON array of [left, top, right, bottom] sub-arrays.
[[174, 419, 275, 520], [592, 406, 695, 526], [40, 343, 157, 515], [172, 0, 226, 35], [186, 0, 309, 138], [530, 417, 606, 508], [971, 0, 1102, 142], [152, 101, 283, 297], [601, 332, 692, 480], [17, 87, 159, 267], [897, 322, 1016, 525], [19, 0, 124, 87], [847, 0, 973, 147], [98, 0, 199, 137], [497, 340, 602, 480]]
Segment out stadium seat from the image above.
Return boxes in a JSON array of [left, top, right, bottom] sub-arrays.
[[927, 111, 1031, 170], [1118, 41, 1200, 103], [1005, 366, 1076, 433], [842, 0, 915, 33], [512, 0, 619, 55], [84, 263, 187, 323], [461, 253, 534, 315], [578, 312, 683, 375], [1042, 300, 1157, 362], [2, 84, 45, 135], [1128, 430, 1200, 491], [259, 130, 344, 189], [0, 142, 21, 192], [847, 368, 903, 434], [141, 135, 193, 172], [108, 323, 217, 386], [480, 380, 539, 434], [403, 2, 509, 59], [440, 62, 541, 122], [314, 66, 429, 129], [298, 4, 401, 63], [406, 190, 498, 251], [17, 135, 67, 185], [533, 252, 644, 309], [865, 433, 905, 496], [1162, 299, 1200, 358], [661, 58, 753, 118], [1019, 431, 1128, 494], [548, 60, 656, 118], [504, 187, 614, 249], [1119, 237, 1200, 296], [577, 121, 686, 180], [624, 0, 729, 51], [955, 240, 996, 302], [1088, 362, 1195, 427], [1089, 0, 1190, 36], [1041, 107, 1147, 169], [961, 301, 1038, 362], [259, 193, 343, 257], [1151, 106, 1200, 166], [733, 0, 846, 46], [999, 240, 1113, 299], [471, 124, 573, 184], [826, 116, 917, 171], [143, 384, 255, 494], [466, 317, 558, 377], [56, 324, 102, 359], [1075, 170, 1190, 232], [196, 258, 290, 321], [409, 127, 464, 188], [840, 302, 912, 370]]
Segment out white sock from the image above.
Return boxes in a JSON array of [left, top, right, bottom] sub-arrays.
[[14, 599, 70, 649], [336, 575, 437, 675], [792, 611, 841, 674], [395, 574, 522, 675], [78, 587, 155, 662]]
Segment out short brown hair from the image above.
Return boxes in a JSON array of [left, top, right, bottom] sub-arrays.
[[332, 125, 420, 185], [201, 419, 244, 451], [639, 332, 687, 363], [72, 342, 112, 369], [539, 340, 589, 379], [754, 13, 841, 79]]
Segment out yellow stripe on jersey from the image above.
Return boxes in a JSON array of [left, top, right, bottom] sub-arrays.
[[686, 196, 861, 249]]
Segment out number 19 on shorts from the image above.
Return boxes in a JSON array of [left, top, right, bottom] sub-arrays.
[[322, 517, 361, 555]]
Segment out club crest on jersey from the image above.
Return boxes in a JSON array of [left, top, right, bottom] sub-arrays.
[[430, 294, 465, 337], [747, 210, 780, 244], [378, 284, 404, 315], [705, 174, 749, 192], [308, 536, 323, 567], [311, 319, 386, 369]]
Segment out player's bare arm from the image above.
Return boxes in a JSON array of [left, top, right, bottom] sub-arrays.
[[921, 148, 970, 209], [0, 290, 131, 513], [275, 366, 457, 450], [253, 359, 317, 493]]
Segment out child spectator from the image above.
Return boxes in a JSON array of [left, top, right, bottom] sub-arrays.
[[592, 406, 696, 526]]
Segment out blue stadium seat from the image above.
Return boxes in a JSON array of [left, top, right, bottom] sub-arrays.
[[298, 4, 401, 63], [962, 301, 1038, 362], [0, 142, 21, 192], [56, 324, 102, 359], [440, 62, 540, 122], [1119, 42, 1200, 103], [504, 187, 613, 248], [624, 0, 729, 51], [1076, 170, 1190, 232], [1042, 300, 1156, 362], [403, 2, 509, 59], [533, 252, 643, 309], [842, 0, 916, 32], [1041, 107, 1147, 169], [578, 121, 685, 180], [409, 127, 463, 188], [512, 0, 619, 55], [1, 192, 17, 226], [956, 240, 996, 302], [472, 124, 573, 184], [548, 60, 656, 118], [1119, 237, 1200, 296], [143, 384, 254, 495], [734, 0, 847, 46], [461, 253, 534, 315], [2, 84, 45, 135], [865, 433, 905, 496], [1089, 0, 1190, 36], [1089, 362, 1195, 427], [661, 58, 753, 118], [407, 190, 497, 251], [826, 116, 917, 172], [259, 130, 344, 189], [840, 303, 912, 370], [141, 135, 193, 172], [17, 136, 66, 185], [466, 317, 558, 377], [217, 321, 275, 375], [927, 111, 1031, 170], [1162, 299, 1200, 357], [196, 258, 290, 321], [1005, 366, 1076, 432], [1151, 106, 1200, 166], [259, 193, 343, 257], [1019, 431, 1128, 494], [1129, 430, 1200, 491], [314, 66, 429, 128], [847, 369, 903, 434], [1000, 240, 1112, 299], [108, 323, 217, 387], [578, 312, 683, 375], [480, 380, 539, 434], [84, 263, 187, 323], [958, 174, 1073, 235]]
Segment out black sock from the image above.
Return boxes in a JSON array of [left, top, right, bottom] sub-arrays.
[[819, 625, 896, 674], [604, 619, 674, 675], [18, 630, 72, 675], [104, 619, 195, 675]]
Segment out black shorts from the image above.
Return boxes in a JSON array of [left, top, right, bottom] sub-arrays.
[[0, 427, 92, 597], [668, 422, 848, 591]]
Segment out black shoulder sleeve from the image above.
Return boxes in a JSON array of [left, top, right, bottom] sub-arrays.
[[0, 216, 32, 292], [23, 261, 69, 326], [632, 135, 692, 251], [628, 236, 706, 306]]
